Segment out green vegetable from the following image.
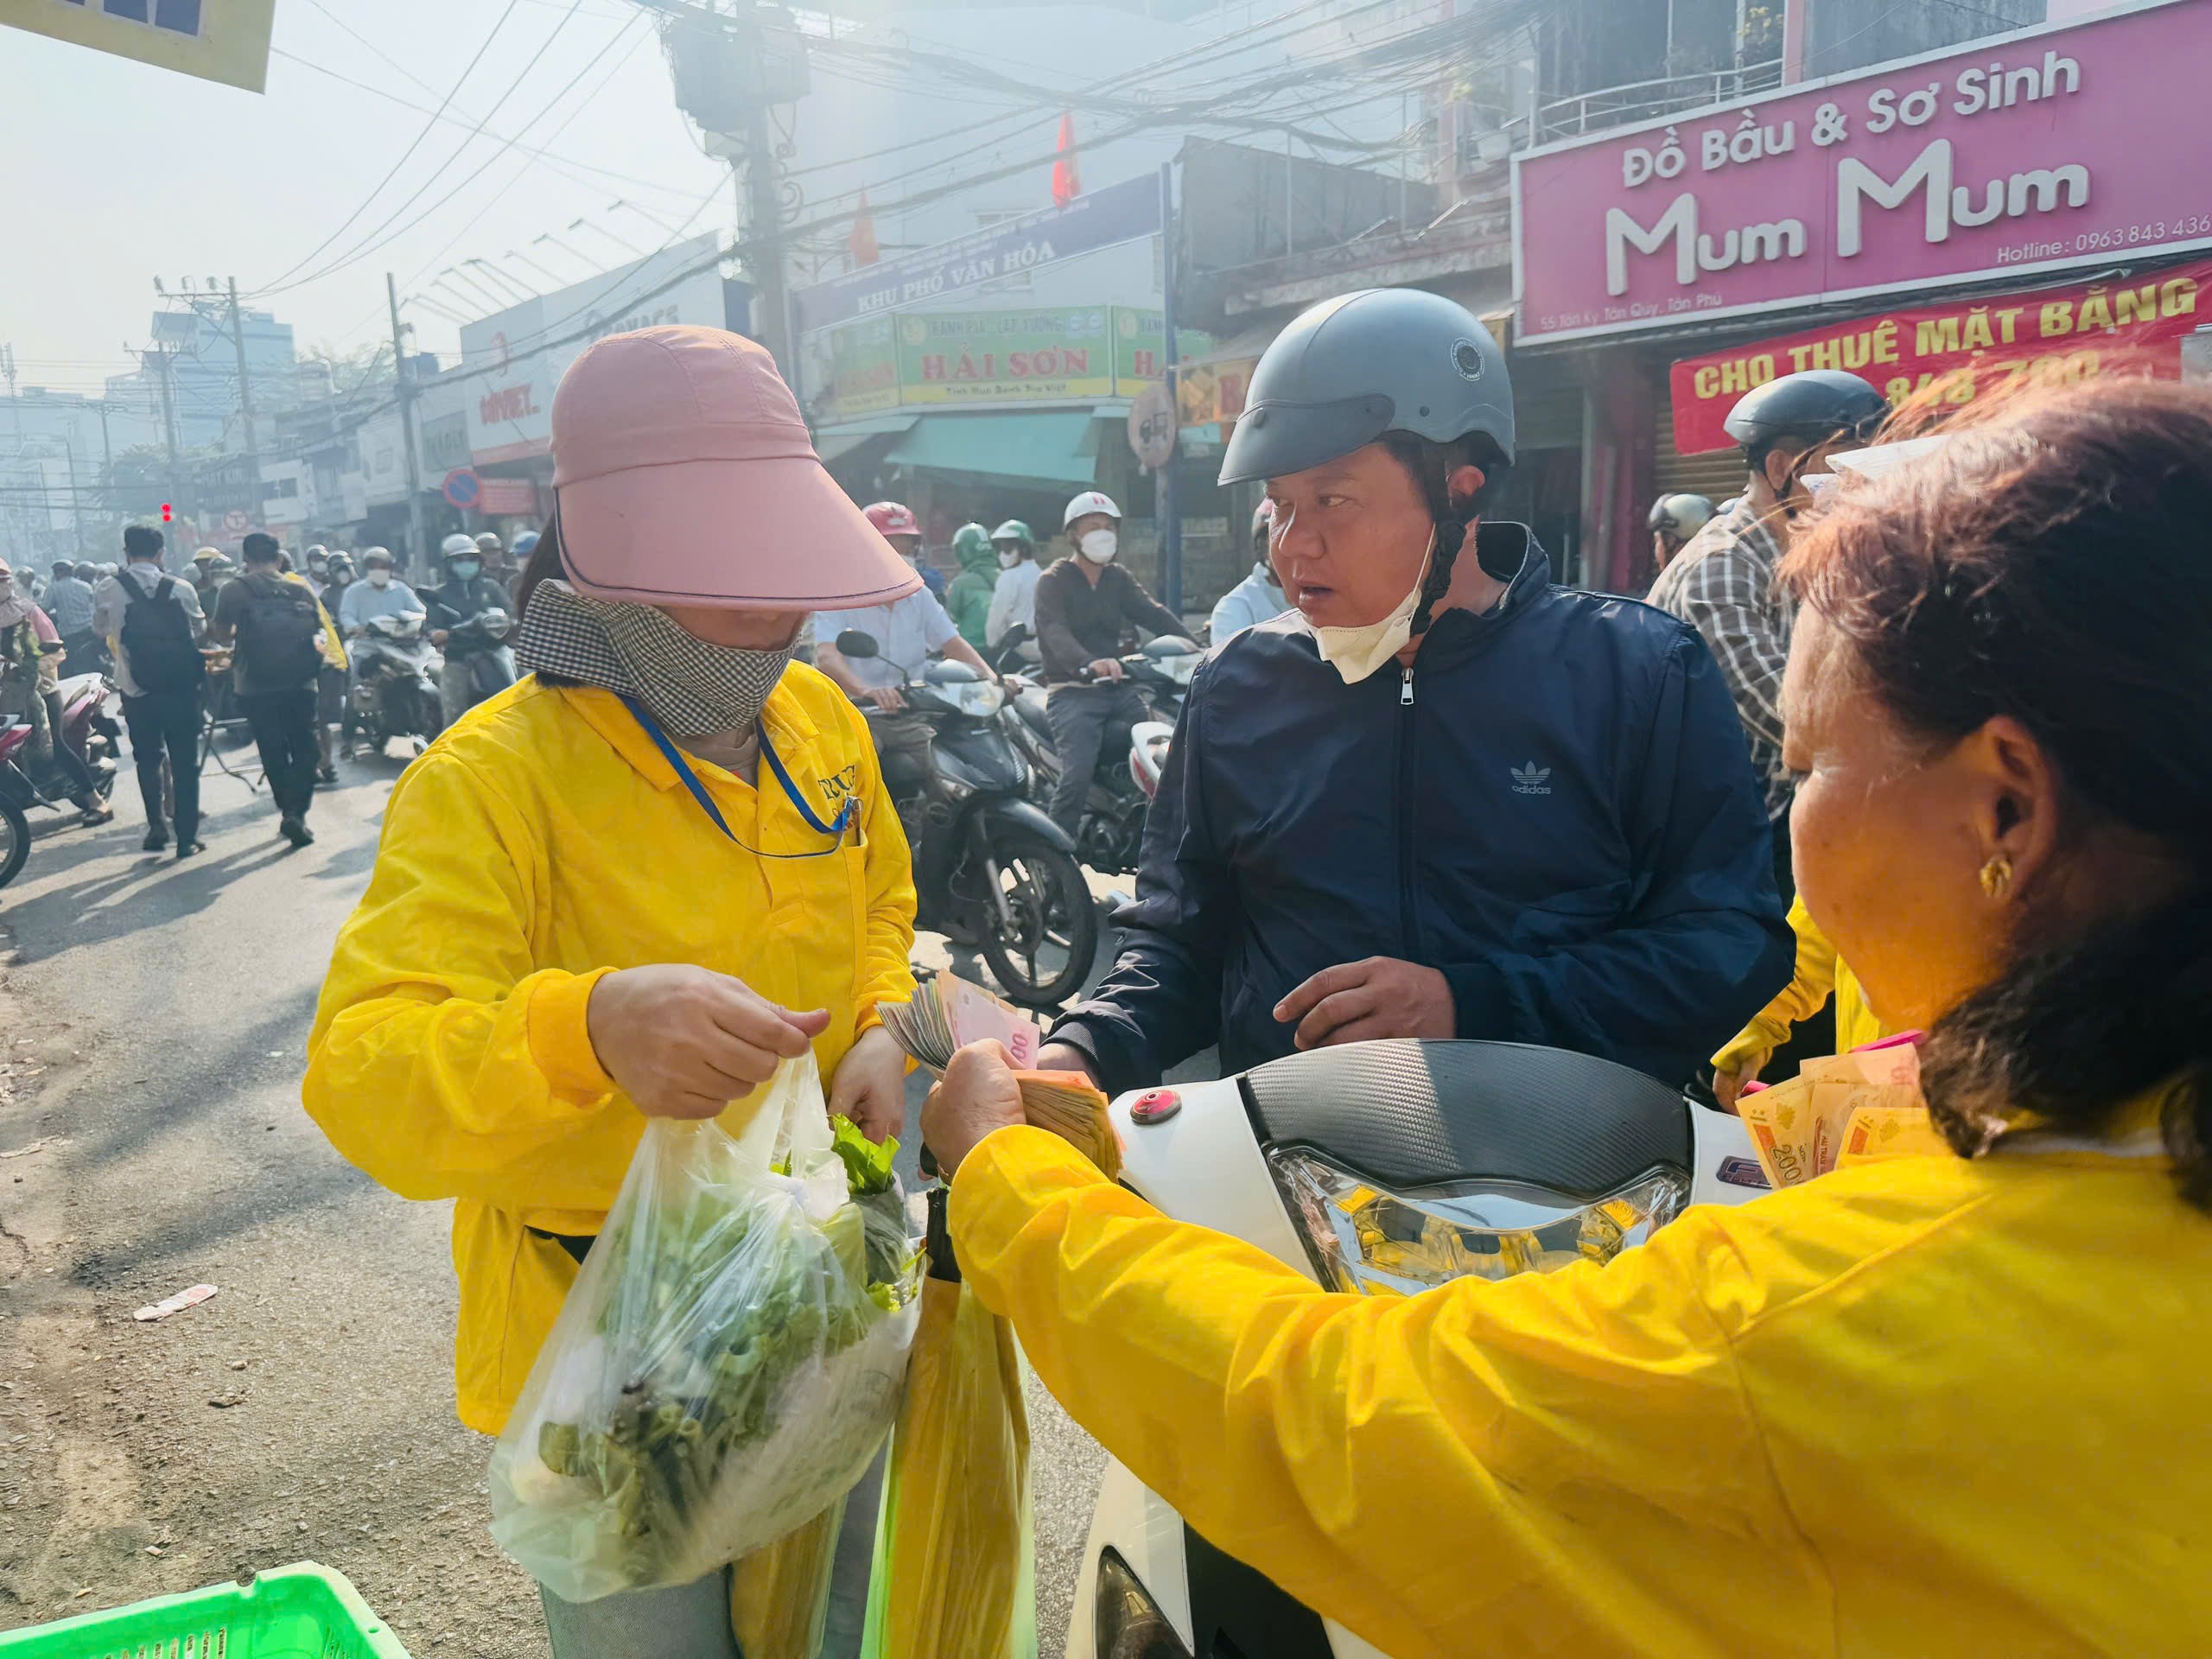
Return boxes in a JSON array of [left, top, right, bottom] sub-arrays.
[[532, 1122, 922, 1586]]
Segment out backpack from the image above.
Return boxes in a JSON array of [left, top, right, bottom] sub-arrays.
[[234, 575, 323, 690], [118, 575, 205, 697]]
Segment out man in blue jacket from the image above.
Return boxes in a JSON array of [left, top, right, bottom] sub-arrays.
[[1039, 288, 1792, 1091]]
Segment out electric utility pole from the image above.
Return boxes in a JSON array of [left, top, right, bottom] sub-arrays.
[[226, 279, 263, 531], [389, 272, 430, 579]]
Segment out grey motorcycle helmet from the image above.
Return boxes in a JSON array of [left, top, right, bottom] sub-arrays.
[[1217, 288, 1515, 486], [1723, 370, 1888, 455], [1219, 288, 1516, 638]]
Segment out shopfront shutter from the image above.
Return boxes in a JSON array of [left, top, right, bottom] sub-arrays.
[[1650, 382, 1747, 504]]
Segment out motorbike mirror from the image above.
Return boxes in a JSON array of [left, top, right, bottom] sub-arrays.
[[835, 629, 880, 659], [996, 623, 1031, 649]]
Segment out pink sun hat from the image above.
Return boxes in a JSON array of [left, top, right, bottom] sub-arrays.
[[550, 325, 920, 611]]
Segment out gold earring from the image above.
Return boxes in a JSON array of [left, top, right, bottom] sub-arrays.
[[1978, 855, 2013, 899]]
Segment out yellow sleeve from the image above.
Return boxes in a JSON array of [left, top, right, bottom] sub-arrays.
[[303, 748, 619, 1210], [1712, 892, 1840, 1077], [848, 702, 918, 1038], [950, 1128, 1808, 1658]]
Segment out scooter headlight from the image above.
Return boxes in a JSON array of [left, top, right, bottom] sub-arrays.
[[1267, 1147, 1687, 1295], [946, 680, 1006, 718], [1094, 1548, 1194, 1659]]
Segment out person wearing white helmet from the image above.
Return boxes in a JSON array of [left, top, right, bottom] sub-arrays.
[[1206, 499, 1293, 643], [1645, 493, 1714, 575], [1030, 489, 1187, 839], [426, 533, 518, 727]]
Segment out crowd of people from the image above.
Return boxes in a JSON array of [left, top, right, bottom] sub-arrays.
[[284, 301, 2212, 1656], [1, 524, 534, 860]]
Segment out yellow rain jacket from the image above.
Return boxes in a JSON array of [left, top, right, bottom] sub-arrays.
[[951, 1114, 2211, 1657], [305, 670, 916, 1433], [1713, 892, 1885, 1079]]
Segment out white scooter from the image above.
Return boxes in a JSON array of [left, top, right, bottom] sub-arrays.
[[1065, 1038, 1775, 1659]]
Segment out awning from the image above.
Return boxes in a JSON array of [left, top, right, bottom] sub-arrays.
[[882, 409, 1103, 491], [812, 412, 918, 461]]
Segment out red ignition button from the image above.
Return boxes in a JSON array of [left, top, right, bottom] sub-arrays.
[[1130, 1089, 1181, 1125]]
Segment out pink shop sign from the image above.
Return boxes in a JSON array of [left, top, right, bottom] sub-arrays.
[[1512, 0, 2212, 345]]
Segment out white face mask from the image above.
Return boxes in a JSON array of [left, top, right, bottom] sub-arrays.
[[997, 546, 1021, 569], [368, 569, 393, 589], [1310, 528, 1433, 685], [1077, 528, 1118, 565]]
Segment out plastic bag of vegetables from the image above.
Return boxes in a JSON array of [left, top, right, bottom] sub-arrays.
[[489, 1053, 923, 1605]]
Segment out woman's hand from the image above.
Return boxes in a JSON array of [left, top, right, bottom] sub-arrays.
[[921, 1041, 1027, 1173], [587, 964, 830, 1119], [829, 1025, 908, 1142]]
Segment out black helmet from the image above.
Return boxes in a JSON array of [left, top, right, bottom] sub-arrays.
[[1647, 493, 1716, 539], [1218, 288, 1515, 486], [1723, 371, 1888, 454]]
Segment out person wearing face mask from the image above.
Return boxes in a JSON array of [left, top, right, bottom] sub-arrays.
[[982, 518, 1039, 648], [1026, 287, 1789, 1094], [942, 521, 999, 651], [1647, 371, 1889, 899], [1030, 490, 1188, 841], [426, 531, 518, 726], [1206, 499, 1294, 642], [0, 560, 113, 827], [304, 325, 922, 1659]]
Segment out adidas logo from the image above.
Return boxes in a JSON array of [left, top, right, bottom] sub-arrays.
[[1510, 761, 1553, 796]]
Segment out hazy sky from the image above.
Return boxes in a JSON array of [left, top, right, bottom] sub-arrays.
[[0, 0, 745, 389]]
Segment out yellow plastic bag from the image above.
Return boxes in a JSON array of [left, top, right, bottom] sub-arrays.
[[861, 1192, 1037, 1659], [728, 1496, 845, 1659]]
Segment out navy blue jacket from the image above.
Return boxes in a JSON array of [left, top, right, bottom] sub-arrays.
[[1052, 527, 1794, 1092]]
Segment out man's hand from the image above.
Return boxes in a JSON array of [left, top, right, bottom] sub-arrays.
[[1084, 657, 1124, 683], [429, 628, 450, 646], [1274, 957, 1457, 1050], [860, 685, 906, 712], [921, 1040, 1027, 1173], [1712, 1066, 1755, 1113], [586, 964, 830, 1118], [1033, 1039, 1100, 1082], [828, 1025, 908, 1142]]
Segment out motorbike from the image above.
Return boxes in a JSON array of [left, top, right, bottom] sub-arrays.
[[346, 613, 443, 754], [438, 607, 518, 710], [1068, 1038, 1776, 1659], [0, 732, 34, 889], [1000, 634, 1203, 875], [836, 630, 1100, 1008], [1128, 719, 1174, 804], [0, 671, 120, 820]]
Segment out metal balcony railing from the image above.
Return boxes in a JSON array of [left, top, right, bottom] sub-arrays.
[[1531, 58, 1784, 143]]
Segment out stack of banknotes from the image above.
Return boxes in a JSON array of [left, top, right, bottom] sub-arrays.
[[1736, 1040, 1948, 1188], [883, 975, 1122, 1177]]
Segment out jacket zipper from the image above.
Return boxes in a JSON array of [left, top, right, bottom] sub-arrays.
[[1396, 663, 1418, 958]]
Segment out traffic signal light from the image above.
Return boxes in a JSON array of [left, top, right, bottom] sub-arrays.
[[160, 504, 173, 524]]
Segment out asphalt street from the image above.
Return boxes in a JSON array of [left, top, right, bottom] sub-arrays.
[[0, 726, 1169, 1656]]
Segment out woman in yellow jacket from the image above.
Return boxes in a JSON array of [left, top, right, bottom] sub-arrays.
[[925, 378, 2212, 1655], [1710, 892, 1886, 1106], [304, 326, 922, 1658]]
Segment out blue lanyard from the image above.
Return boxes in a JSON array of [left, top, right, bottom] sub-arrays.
[[620, 696, 856, 848]]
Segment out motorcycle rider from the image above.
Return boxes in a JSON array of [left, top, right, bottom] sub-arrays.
[[426, 531, 518, 727], [1031, 491, 1187, 842], [43, 560, 104, 676], [1647, 370, 1888, 899], [1207, 499, 1293, 641], [1645, 492, 1714, 576], [860, 500, 947, 601], [814, 503, 998, 793], [983, 518, 1039, 649], [320, 552, 356, 772], [338, 547, 428, 756], [943, 522, 998, 651], [1031, 287, 1789, 1092], [473, 530, 515, 590], [0, 559, 111, 827], [188, 547, 233, 611], [919, 374, 2212, 1659]]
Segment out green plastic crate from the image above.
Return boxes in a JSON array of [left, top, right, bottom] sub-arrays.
[[0, 1563, 411, 1658]]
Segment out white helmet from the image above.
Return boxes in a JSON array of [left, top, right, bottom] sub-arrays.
[[441, 532, 478, 558], [1063, 490, 1121, 529]]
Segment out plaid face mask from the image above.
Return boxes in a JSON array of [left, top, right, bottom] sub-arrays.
[[518, 580, 793, 738]]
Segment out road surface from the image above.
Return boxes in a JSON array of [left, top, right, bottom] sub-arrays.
[[0, 733, 1176, 1655]]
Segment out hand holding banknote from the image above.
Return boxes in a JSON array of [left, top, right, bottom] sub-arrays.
[[921, 1041, 1029, 1173]]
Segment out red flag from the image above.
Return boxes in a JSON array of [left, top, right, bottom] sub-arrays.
[[848, 188, 880, 268], [1052, 111, 1080, 207]]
